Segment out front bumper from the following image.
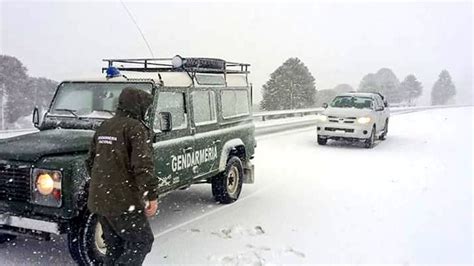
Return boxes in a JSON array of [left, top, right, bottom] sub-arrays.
[[317, 122, 372, 139], [0, 214, 60, 235]]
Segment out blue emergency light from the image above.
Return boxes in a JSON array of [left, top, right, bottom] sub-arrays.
[[106, 66, 121, 78]]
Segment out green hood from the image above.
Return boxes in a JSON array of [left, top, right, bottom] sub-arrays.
[[0, 129, 94, 162]]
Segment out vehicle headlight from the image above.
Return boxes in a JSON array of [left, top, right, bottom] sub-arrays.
[[357, 117, 371, 124], [36, 173, 54, 195], [316, 114, 328, 122], [32, 169, 62, 207]]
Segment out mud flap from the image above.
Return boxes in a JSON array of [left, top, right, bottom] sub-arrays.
[[243, 161, 254, 184]]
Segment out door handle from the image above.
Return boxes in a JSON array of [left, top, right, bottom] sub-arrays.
[[212, 139, 221, 144]]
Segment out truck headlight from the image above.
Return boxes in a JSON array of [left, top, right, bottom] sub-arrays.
[[37, 173, 54, 195], [316, 114, 328, 122], [32, 169, 62, 207], [357, 117, 371, 124]]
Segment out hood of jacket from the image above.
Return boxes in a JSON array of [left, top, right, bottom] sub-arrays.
[[116, 87, 153, 121]]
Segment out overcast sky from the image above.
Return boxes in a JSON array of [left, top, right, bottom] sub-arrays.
[[1, 0, 472, 104]]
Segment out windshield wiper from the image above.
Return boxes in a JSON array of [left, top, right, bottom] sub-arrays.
[[54, 108, 79, 118], [93, 109, 115, 116]]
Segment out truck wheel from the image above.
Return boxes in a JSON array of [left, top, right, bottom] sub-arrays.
[[379, 119, 389, 140], [317, 136, 327, 145], [212, 156, 243, 204], [0, 233, 16, 244], [68, 212, 106, 265], [364, 126, 376, 149]]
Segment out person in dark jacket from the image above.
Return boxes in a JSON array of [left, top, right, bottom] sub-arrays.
[[85, 87, 158, 266]]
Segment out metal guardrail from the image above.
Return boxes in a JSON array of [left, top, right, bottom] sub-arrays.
[[253, 104, 472, 121], [253, 108, 324, 121], [0, 105, 470, 138], [0, 128, 36, 134]]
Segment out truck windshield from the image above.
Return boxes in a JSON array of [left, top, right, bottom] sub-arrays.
[[50, 82, 152, 118], [330, 96, 374, 109]]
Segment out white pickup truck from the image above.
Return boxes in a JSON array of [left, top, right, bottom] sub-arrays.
[[316, 92, 390, 148]]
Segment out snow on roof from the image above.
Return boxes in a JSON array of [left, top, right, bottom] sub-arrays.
[[62, 72, 248, 87], [338, 92, 380, 98]]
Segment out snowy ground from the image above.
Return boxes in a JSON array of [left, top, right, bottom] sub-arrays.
[[0, 107, 472, 265]]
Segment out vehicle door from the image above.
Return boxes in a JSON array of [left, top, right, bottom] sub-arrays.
[[152, 88, 194, 191], [189, 88, 220, 180], [374, 96, 386, 132]]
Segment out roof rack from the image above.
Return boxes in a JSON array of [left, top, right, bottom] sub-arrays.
[[102, 55, 250, 75]]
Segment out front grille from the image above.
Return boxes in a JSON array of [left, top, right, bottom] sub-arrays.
[[0, 164, 31, 202], [328, 116, 356, 124], [324, 127, 355, 133]]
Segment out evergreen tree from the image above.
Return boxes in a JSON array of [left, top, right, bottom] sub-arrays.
[[359, 68, 402, 103], [332, 84, 354, 93], [359, 73, 379, 93], [314, 89, 337, 107], [314, 84, 353, 107], [431, 70, 456, 105], [0, 55, 28, 127], [261, 58, 316, 110], [399, 74, 423, 105], [0, 55, 58, 128], [27, 77, 58, 110]]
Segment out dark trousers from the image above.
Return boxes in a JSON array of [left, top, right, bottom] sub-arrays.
[[98, 212, 154, 266]]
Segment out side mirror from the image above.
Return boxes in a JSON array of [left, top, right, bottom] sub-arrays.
[[384, 101, 389, 107], [322, 103, 328, 109], [158, 112, 172, 132], [32, 107, 40, 128]]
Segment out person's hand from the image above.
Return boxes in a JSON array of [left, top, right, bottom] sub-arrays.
[[145, 199, 158, 217]]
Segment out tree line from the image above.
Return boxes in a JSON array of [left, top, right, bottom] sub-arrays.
[[0, 55, 459, 127], [261, 58, 457, 110], [0, 55, 57, 129]]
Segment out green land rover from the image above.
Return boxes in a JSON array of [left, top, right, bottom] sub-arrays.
[[0, 56, 256, 265]]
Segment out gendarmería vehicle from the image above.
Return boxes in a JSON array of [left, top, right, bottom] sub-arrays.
[[0, 56, 256, 264], [316, 92, 390, 148]]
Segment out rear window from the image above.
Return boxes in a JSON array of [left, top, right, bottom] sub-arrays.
[[221, 90, 250, 118]]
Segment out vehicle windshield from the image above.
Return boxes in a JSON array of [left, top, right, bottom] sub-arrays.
[[49, 82, 153, 118], [330, 96, 374, 109]]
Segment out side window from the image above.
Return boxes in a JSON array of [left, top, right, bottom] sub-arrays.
[[154, 91, 187, 131], [221, 90, 250, 118], [374, 97, 383, 110], [192, 90, 216, 125]]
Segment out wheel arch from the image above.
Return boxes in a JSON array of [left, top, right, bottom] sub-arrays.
[[218, 139, 246, 172]]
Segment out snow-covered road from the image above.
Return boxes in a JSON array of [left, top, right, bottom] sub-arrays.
[[0, 107, 472, 265]]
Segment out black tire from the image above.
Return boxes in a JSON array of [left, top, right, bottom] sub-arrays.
[[68, 212, 106, 266], [212, 156, 244, 204], [317, 136, 327, 145], [0, 233, 16, 244], [364, 126, 376, 149], [379, 119, 389, 140]]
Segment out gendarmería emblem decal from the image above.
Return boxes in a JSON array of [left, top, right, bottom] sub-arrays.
[[171, 146, 218, 172]]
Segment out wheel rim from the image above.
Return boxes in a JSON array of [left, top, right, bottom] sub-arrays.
[[227, 165, 240, 195], [94, 222, 107, 255]]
